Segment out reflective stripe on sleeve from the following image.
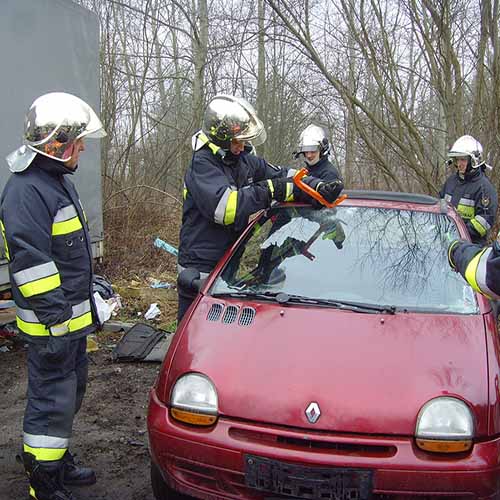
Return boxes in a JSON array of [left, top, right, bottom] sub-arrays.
[[0, 220, 10, 261], [459, 198, 475, 207], [13, 262, 61, 298], [470, 215, 490, 237], [285, 183, 294, 202], [52, 205, 83, 236], [16, 300, 93, 337], [464, 247, 500, 299], [214, 187, 238, 225]]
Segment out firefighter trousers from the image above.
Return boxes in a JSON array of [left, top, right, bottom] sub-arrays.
[[23, 336, 88, 463]]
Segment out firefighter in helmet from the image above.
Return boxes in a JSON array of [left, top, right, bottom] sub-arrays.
[[440, 135, 497, 244], [294, 124, 342, 183], [1, 92, 106, 500], [177, 95, 344, 320]]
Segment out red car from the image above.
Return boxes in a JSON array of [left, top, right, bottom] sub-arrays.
[[148, 192, 500, 500]]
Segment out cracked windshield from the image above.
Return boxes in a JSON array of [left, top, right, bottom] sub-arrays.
[[211, 205, 478, 314]]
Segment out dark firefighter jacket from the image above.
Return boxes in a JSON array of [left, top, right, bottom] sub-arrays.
[[305, 155, 342, 183], [0, 155, 97, 344], [440, 168, 497, 244], [452, 238, 500, 300], [179, 136, 321, 273]]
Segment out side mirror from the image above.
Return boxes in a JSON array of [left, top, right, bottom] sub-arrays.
[[177, 267, 204, 293]]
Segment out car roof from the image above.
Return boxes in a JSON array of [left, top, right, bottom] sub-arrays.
[[344, 189, 440, 206]]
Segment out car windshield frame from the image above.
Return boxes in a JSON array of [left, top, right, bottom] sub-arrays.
[[210, 204, 479, 315]]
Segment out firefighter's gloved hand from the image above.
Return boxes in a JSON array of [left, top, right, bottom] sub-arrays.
[[316, 180, 344, 203], [447, 240, 460, 272], [266, 178, 293, 203], [41, 320, 71, 362]]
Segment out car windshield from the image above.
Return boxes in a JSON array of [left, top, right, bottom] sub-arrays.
[[211, 205, 479, 314]]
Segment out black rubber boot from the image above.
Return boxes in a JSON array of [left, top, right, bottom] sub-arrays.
[[21, 452, 74, 500], [62, 451, 96, 486]]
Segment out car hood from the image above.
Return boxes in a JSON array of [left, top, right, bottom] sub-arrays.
[[170, 297, 489, 436]]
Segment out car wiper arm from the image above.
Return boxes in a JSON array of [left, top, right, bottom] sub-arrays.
[[212, 291, 396, 314], [276, 294, 396, 313]]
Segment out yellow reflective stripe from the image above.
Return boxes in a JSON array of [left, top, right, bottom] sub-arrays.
[[208, 143, 220, 155], [285, 183, 294, 202], [19, 274, 61, 298], [223, 191, 238, 225], [464, 249, 488, 295], [17, 316, 47, 336], [456, 205, 475, 219], [470, 217, 488, 237], [52, 216, 83, 236], [183, 187, 188, 200], [69, 311, 93, 332], [23, 444, 66, 462], [29, 486, 38, 500], [0, 220, 10, 261], [267, 179, 274, 195]]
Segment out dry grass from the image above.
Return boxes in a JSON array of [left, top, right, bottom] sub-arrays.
[[96, 200, 181, 327]]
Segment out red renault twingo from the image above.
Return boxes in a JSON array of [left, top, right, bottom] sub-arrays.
[[148, 192, 500, 499]]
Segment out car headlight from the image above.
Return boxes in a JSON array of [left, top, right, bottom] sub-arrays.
[[415, 397, 474, 453], [170, 373, 218, 426]]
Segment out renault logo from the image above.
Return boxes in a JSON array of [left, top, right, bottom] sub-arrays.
[[305, 402, 321, 424]]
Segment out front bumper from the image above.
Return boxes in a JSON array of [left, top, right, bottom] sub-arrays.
[[148, 389, 500, 499]]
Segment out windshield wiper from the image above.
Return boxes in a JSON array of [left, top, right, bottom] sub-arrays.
[[212, 291, 396, 314]]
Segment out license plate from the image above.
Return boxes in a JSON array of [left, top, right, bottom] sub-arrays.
[[244, 455, 373, 500]]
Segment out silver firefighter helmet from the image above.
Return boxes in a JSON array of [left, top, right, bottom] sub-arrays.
[[6, 92, 106, 173], [202, 94, 266, 149], [448, 135, 484, 169], [295, 124, 330, 161]]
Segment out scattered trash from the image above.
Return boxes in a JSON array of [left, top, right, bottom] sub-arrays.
[[94, 292, 113, 324], [106, 294, 122, 317], [0, 300, 15, 309], [86, 334, 99, 353], [153, 237, 178, 257], [0, 324, 17, 338], [149, 279, 173, 289], [144, 303, 161, 320], [0, 345, 10, 353]]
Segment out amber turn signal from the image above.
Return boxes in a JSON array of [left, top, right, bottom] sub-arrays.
[[416, 438, 472, 453], [170, 408, 217, 426]]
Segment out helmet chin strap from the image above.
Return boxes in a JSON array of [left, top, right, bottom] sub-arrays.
[[305, 156, 320, 166]]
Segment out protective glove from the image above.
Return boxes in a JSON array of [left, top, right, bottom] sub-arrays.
[[316, 180, 344, 204], [266, 178, 294, 203], [41, 320, 71, 362], [447, 240, 460, 271]]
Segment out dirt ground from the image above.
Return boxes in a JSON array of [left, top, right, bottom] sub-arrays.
[[0, 331, 163, 500]]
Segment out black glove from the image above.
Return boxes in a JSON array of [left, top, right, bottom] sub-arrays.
[[267, 178, 293, 203], [316, 180, 344, 203]]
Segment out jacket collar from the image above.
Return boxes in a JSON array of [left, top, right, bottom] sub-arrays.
[[30, 154, 75, 176]]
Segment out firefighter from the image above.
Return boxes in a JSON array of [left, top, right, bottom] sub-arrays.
[[0, 92, 106, 500], [177, 95, 344, 321], [440, 135, 497, 244], [294, 124, 342, 183], [448, 235, 500, 300]]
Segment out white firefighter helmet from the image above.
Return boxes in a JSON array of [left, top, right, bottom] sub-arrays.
[[448, 135, 484, 169], [202, 94, 267, 149], [295, 124, 330, 159], [6, 92, 106, 173]]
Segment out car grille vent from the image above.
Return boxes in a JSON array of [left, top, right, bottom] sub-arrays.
[[222, 305, 239, 324], [238, 307, 256, 326], [207, 303, 224, 322]]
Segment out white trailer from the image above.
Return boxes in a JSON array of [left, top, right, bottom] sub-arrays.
[[0, 0, 104, 290]]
